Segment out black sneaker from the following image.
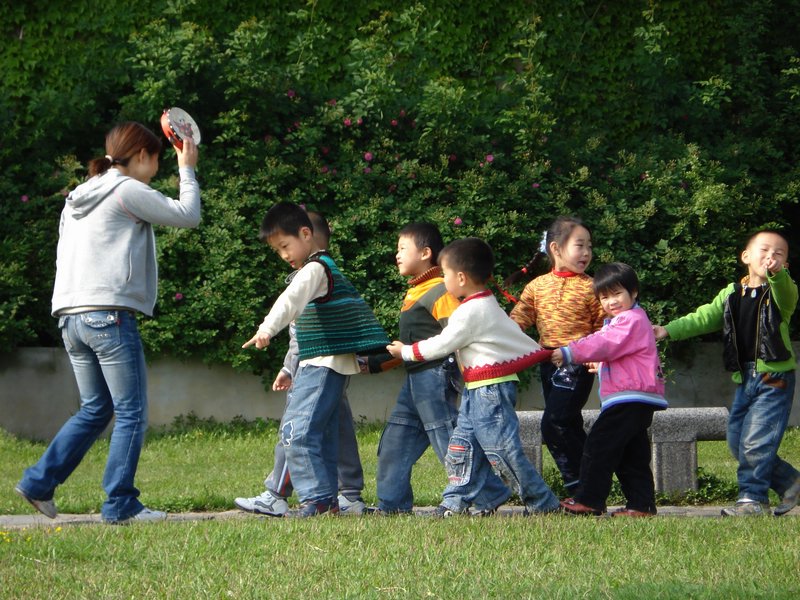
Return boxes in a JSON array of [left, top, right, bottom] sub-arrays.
[[296, 498, 339, 518]]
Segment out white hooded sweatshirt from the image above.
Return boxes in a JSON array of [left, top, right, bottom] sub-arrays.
[[51, 166, 200, 316]]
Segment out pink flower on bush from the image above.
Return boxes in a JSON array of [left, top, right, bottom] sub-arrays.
[[363, 152, 373, 162], [390, 119, 398, 127], [399, 109, 406, 117], [321, 146, 330, 155], [531, 182, 540, 189], [363, 167, 372, 174], [20, 195, 29, 203], [448, 154, 457, 162], [328, 99, 337, 106], [320, 166, 329, 174], [343, 118, 352, 127], [287, 89, 296, 98], [479, 162, 484, 168], [357, 117, 363, 126], [174, 292, 184, 301], [453, 217, 463, 226], [485, 154, 494, 163]]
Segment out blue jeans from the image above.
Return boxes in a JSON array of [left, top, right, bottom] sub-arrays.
[[266, 384, 363, 499], [18, 311, 147, 522], [442, 381, 559, 514], [376, 359, 509, 512], [280, 364, 346, 503], [728, 366, 799, 504]]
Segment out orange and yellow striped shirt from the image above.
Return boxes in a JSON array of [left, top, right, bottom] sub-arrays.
[[509, 271, 605, 348]]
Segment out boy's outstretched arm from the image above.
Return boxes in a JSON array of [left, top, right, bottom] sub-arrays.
[[242, 331, 271, 350]]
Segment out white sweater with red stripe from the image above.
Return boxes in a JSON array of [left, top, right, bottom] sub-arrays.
[[400, 290, 552, 384]]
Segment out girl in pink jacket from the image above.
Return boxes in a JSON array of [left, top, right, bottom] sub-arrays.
[[552, 262, 667, 517]]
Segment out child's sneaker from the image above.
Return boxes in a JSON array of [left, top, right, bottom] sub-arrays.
[[337, 494, 366, 516], [774, 477, 800, 516], [721, 500, 769, 517], [296, 498, 339, 518], [14, 485, 57, 519], [430, 504, 465, 518], [234, 490, 289, 517]]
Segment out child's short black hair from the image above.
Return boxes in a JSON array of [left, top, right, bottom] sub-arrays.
[[746, 229, 789, 249], [592, 262, 640, 299], [259, 201, 313, 243], [439, 237, 494, 284], [398, 222, 445, 265]]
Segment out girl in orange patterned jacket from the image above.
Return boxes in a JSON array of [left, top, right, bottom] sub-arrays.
[[506, 216, 605, 496]]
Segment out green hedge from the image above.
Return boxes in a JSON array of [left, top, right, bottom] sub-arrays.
[[2, 1, 799, 379]]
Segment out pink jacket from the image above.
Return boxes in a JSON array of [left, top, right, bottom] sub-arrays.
[[561, 305, 667, 411]]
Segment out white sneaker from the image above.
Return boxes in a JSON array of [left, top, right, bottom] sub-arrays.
[[115, 507, 168, 524], [337, 494, 366, 516], [234, 489, 288, 517], [15, 485, 57, 519]]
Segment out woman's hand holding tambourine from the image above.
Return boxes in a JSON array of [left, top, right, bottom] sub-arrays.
[[175, 137, 198, 169]]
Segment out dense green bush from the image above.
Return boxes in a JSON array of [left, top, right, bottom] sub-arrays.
[[1, 1, 798, 379]]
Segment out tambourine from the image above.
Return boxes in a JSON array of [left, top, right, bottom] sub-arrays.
[[160, 107, 201, 150]]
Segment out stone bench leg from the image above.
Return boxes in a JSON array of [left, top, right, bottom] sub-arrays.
[[651, 440, 699, 494]]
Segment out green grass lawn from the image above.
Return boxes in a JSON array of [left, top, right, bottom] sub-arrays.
[[1, 420, 798, 599]]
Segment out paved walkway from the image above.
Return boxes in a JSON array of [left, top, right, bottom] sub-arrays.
[[0, 505, 765, 529]]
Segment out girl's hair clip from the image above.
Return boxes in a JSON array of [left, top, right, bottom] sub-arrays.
[[538, 230, 548, 254]]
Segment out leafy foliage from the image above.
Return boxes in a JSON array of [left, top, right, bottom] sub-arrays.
[[1, 1, 798, 377]]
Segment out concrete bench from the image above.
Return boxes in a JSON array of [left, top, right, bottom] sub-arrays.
[[518, 407, 730, 494]]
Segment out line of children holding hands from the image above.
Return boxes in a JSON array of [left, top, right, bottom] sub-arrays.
[[239, 201, 800, 519]]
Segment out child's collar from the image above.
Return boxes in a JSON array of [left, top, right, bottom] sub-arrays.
[[552, 269, 578, 278], [302, 250, 330, 265], [460, 289, 492, 303], [408, 266, 442, 287]]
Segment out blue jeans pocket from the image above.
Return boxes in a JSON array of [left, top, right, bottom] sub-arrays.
[[79, 311, 121, 351], [445, 435, 473, 486]]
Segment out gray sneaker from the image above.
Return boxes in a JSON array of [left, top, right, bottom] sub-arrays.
[[774, 477, 800, 516], [337, 494, 366, 516], [15, 485, 57, 519], [721, 500, 769, 517], [234, 489, 288, 517], [110, 507, 168, 525]]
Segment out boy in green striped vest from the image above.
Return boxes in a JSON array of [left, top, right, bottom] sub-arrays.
[[243, 202, 389, 516]]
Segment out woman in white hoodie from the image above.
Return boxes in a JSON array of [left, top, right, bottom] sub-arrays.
[[15, 122, 200, 524]]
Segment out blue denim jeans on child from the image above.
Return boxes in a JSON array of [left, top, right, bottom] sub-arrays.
[[376, 358, 509, 512], [442, 380, 559, 514], [17, 311, 148, 522], [280, 364, 346, 504], [728, 365, 799, 504]]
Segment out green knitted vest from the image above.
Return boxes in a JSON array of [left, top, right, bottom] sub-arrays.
[[295, 253, 390, 360]]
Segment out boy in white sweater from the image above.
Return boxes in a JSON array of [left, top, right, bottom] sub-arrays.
[[387, 237, 560, 515]]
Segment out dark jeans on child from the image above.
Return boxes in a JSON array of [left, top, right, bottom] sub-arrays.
[[539, 361, 595, 492], [576, 402, 657, 513], [265, 383, 363, 500]]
